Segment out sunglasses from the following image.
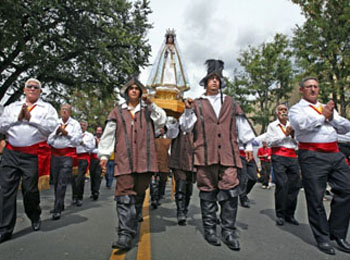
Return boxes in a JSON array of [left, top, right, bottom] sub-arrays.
[[26, 85, 40, 90]]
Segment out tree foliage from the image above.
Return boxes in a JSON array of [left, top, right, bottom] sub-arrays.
[[226, 34, 295, 134], [0, 0, 152, 110], [291, 0, 350, 115]]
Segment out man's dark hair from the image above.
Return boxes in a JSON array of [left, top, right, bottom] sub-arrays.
[[300, 76, 319, 88]]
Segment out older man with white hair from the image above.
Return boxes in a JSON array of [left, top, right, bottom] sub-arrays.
[[0, 78, 59, 243]]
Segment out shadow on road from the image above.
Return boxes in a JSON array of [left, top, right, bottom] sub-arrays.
[[260, 208, 315, 246]]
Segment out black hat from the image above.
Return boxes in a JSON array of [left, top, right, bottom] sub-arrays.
[[199, 59, 226, 88], [121, 76, 147, 98]]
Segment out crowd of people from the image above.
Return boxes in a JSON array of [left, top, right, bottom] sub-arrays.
[[0, 62, 350, 257]]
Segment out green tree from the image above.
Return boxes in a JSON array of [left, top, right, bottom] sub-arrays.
[[291, 0, 350, 115], [227, 33, 295, 134], [0, 0, 152, 108]]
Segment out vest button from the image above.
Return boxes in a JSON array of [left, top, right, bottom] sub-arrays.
[[218, 145, 221, 149], [217, 122, 220, 125], [218, 133, 221, 137]]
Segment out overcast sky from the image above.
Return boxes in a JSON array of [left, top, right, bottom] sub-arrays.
[[139, 0, 306, 98]]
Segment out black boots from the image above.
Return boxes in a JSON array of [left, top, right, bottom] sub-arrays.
[[175, 180, 187, 225], [112, 195, 137, 250], [135, 194, 145, 222], [150, 178, 160, 209], [200, 191, 221, 246], [175, 180, 193, 225], [200, 191, 240, 250], [219, 197, 240, 251]]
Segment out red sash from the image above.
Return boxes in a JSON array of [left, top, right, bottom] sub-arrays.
[[239, 150, 246, 157], [6, 141, 51, 190], [77, 152, 90, 175], [90, 153, 99, 160], [298, 142, 339, 153], [51, 147, 76, 157], [271, 147, 297, 158]]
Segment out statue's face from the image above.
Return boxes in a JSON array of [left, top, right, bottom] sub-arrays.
[[167, 35, 174, 44]]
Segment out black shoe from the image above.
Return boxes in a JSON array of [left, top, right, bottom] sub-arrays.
[[50, 205, 64, 214], [52, 212, 61, 220], [72, 198, 78, 205], [240, 199, 250, 208], [317, 242, 336, 255], [92, 194, 99, 201], [0, 233, 12, 244], [221, 231, 240, 251], [204, 232, 221, 246], [333, 238, 350, 253], [76, 200, 83, 207], [276, 217, 285, 226], [112, 234, 133, 250], [31, 219, 41, 231], [177, 213, 187, 226], [285, 216, 299, 225], [151, 201, 158, 209]]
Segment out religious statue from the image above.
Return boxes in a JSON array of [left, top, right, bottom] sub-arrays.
[[146, 29, 190, 117]]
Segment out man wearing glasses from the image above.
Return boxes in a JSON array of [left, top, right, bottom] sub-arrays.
[[289, 77, 350, 255], [0, 78, 59, 243]]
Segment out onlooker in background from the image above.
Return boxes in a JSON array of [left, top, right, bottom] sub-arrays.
[[257, 141, 272, 189]]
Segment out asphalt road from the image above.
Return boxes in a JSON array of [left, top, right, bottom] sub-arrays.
[[0, 179, 349, 260]]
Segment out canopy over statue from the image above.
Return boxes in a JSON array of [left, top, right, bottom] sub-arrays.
[[146, 29, 190, 99]]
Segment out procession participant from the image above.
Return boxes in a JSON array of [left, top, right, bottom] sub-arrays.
[[98, 76, 166, 250], [0, 78, 59, 243], [89, 126, 103, 201], [48, 104, 81, 220], [238, 141, 258, 208], [150, 127, 171, 209], [167, 118, 195, 225], [289, 76, 350, 255], [266, 104, 301, 226], [73, 120, 95, 207], [257, 141, 272, 189], [180, 59, 255, 251]]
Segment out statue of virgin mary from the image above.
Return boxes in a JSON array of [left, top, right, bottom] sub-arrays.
[[146, 29, 190, 99]]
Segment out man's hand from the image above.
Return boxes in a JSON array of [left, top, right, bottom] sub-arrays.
[[184, 98, 194, 109], [60, 128, 68, 136], [285, 126, 294, 137], [322, 100, 334, 121], [100, 159, 107, 176], [141, 94, 152, 105], [245, 151, 253, 162], [18, 104, 27, 121]]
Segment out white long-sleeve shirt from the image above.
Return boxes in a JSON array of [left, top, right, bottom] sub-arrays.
[[0, 98, 59, 146], [48, 117, 82, 149], [179, 93, 255, 151], [289, 99, 350, 143], [265, 119, 297, 149], [76, 131, 95, 154], [98, 101, 167, 160]]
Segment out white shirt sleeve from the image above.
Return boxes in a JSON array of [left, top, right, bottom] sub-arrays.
[[150, 102, 167, 133], [98, 120, 116, 160], [237, 116, 255, 151], [179, 108, 197, 132]]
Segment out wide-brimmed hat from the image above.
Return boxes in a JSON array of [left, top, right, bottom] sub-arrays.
[[120, 76, 147, 98], [199, 59, 226, 88]]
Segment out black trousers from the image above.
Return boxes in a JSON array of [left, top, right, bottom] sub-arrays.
[[51, 155, 73, 213], [298, 150, 350, 243], [89, 158, 102, 196], [261, 161, 272, 186], [271, 155, 301, 219], [239, 156, 258, 199], [72, 159, 88, 200], [0, 148, 41, 235]]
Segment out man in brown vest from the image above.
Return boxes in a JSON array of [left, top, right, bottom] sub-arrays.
[[168, 120, 195, 226], [98, 77, 166, 250], [180, 60, 255, 251]]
